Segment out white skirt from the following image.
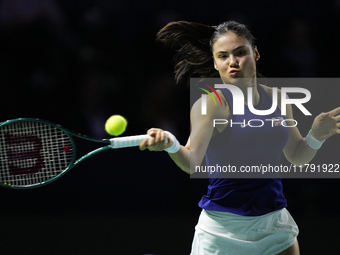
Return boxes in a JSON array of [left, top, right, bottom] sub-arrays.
[[190, 208, 299, 255]]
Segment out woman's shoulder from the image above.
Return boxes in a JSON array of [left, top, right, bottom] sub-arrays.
[[190, 89, 230, 119]]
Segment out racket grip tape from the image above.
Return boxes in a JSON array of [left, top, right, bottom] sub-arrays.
[[110, 135, 151, 149]]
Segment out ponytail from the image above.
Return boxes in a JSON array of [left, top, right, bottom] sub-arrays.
[[156, 21, 218, 85]]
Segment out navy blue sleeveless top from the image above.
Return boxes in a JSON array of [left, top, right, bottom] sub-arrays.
[[198, 84, 289, 216]]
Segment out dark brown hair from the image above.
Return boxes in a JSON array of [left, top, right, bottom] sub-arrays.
[[156, 20, 256, 85]]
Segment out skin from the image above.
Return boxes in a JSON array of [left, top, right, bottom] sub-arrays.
[[139, 31, 340, 254]]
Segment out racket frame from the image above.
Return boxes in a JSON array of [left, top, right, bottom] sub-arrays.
[[0, 118, 147, 189]]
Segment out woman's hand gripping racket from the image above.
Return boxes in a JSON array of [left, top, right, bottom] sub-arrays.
[[0, 118, 151, 189]]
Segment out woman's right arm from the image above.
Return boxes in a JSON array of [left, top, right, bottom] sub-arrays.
[[140, 90, 229, 174], [167, 137, 191, 174]]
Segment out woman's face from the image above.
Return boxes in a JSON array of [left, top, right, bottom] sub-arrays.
[[212, 32, 259, 85]]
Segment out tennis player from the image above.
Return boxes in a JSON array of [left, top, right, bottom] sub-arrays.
[[140, 20, 340, 255]]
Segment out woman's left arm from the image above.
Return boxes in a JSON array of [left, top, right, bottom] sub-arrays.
[[283, 97, 340, 166]]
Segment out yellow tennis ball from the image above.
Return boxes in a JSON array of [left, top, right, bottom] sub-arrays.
[[105, 115, 127, 136]]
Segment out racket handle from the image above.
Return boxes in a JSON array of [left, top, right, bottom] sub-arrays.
[[109, 135, 151, 149]]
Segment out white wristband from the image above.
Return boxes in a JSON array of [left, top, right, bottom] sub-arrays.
[[306, 130, 325, 150], [164, 131, 180, 153]]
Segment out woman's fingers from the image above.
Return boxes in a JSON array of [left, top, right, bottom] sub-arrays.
[[140, 128, 169, 151]]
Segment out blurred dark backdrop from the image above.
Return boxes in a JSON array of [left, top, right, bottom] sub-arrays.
[[1, 0, 340, 254]]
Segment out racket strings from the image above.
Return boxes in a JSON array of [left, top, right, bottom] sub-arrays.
[[0, 121, 74, 187]]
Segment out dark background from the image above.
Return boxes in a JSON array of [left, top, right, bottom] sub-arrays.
[[1, 0, 340, 254]]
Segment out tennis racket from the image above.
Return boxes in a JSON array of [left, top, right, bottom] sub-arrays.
[[0, 118, 151, 189]]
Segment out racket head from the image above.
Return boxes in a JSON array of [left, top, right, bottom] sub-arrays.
[[0, 118, 76, 189]]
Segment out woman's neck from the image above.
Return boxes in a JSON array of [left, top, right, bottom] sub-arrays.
[[234, 78, 260, 106]]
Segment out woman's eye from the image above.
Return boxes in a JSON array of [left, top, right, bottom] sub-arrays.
[[236, 50, 246, 56]]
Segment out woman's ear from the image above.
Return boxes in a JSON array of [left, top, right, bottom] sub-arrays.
[[254, 46, 260, 61], [213, 57, 219, 70]]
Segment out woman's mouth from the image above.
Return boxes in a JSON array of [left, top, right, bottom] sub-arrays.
[[229, 70, 240, 76]]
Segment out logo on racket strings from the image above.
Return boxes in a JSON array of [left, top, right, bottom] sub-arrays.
[[5, 133, 44, 175]]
